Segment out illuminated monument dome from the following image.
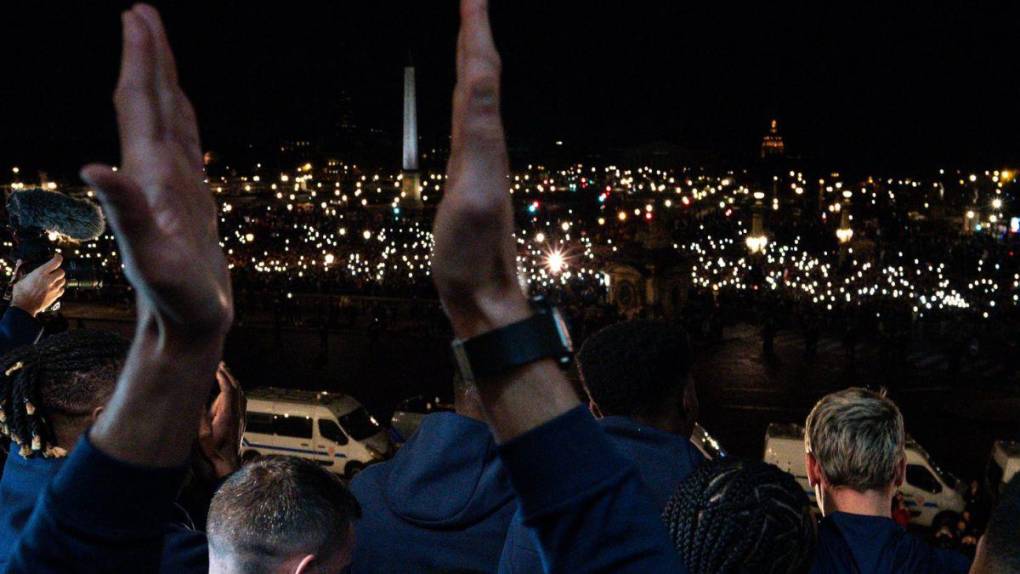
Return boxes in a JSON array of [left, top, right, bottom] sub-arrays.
[[761, 119, 785, 159], [400, 65, 424, 209]]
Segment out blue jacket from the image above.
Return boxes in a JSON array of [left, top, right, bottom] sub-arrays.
[[811, 512, 970, 574], [498, 416, 703, 573], [349, 412, 517, 573], [0, 306, 41, 358], [1, 435, 204, 574], [497, 406, 686, 574]]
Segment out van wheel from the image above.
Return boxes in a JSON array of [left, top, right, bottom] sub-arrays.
[[933, 510, 959, 529], [240, 450, 261, 465], [345, 461, 365, 479]]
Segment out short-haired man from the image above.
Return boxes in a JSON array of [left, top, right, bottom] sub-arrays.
[[971, 475, 1020, 574], [499, 320, 704, 573], [805, 388, 969, 573], [207, 456, 362, 574]]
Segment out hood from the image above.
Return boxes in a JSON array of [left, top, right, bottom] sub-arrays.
[[0, 450, 64, 567], [600, 416, 705, 508], [380, 412, 514, 527]]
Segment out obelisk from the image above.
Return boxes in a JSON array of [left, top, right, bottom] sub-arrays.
[[400, 66, 423, 209]]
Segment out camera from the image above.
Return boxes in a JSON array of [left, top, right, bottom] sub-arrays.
[[4, 188, 107, 299]]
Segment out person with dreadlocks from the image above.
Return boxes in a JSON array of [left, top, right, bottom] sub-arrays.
[[662, 458, 817, 574], [0, 329, 227, 573], [499, 319, 705, 573]]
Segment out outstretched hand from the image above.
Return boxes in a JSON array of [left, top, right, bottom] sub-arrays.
[[432, 0, 579, 442], [432, 0, 530, 340], [81, 5, 231, 340], [85, 4, 232, 467]]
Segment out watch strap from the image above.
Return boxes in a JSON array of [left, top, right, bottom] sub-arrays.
[[457, 310, 569, 381]]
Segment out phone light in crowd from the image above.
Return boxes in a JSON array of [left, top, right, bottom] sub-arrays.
[[1011, 217, 1020, 234], [528, 201, 540, 214], [324, 253, 335, 265], [545, 248, 566, 275], [992, 198, 1002, 210]]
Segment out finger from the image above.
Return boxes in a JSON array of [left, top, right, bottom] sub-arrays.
[[215, 364, 239, 414], [40, 254, 63, 272], [451, 0, 506, 175], [80, 164, 155, 242], [132, 4, 203, 170], [51, 277, 67, 291], [114, 10, 163, 161]]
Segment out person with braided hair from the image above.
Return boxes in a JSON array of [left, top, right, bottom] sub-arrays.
[[662, 457, 817, 574], [0, 329, 214, 573], [499, 319, 705, 573]]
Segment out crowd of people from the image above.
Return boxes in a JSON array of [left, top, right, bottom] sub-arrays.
[[0, 2, 1017, 573]]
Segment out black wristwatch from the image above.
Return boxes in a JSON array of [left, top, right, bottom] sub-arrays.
[[452, 296, 574, 384]]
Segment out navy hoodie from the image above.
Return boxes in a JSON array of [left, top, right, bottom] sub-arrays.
[[498, 416, 704, 573], [349, 411, 517, 573], [811, 512, 970, 574], [0, 306, 41, 357], [0, 443, 207, 573], [497, 406, 686, 573]]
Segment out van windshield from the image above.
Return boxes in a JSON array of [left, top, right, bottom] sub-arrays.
[[338, 407, 381, 440]]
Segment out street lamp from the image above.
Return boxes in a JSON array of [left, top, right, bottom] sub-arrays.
[[746, 191, 768, 254]]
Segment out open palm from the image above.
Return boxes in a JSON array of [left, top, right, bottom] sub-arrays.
[[81, 6, 231, 336]]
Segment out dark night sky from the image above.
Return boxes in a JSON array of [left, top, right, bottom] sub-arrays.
[[2, 2, 1018, 176]]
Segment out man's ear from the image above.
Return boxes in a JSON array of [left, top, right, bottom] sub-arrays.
[[893, 454, 907, 488], [293, 554, 316, 574], [806, 452, 822, 488], [90, 405, 104, 425]]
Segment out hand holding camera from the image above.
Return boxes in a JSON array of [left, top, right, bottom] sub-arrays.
[[11, 254, 65, 317]]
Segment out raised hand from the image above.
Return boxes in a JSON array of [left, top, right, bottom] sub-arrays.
[[81, 5, 231, 339], [198, 362, 247, 478], [432, 0, 531, 340], [432, 0, 579, 442], [83, 4, 232, 467]]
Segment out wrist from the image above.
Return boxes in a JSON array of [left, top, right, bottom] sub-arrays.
[[9, 300, 39, 318], [445, 291, 532, 339]]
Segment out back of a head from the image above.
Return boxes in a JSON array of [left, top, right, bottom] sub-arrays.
[[0, 329, 128, 458], [804, 387, 904, 492], [207, 456, 362, 573], [976, 475, 1020, 573], [578, 320, 691, 417], [663, 458, 816, 574]]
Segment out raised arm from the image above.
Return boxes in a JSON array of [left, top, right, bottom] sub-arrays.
[[5, 6, 230, 572], [82, 4, 232, 466], [432, 0, 579, 442], [431, 2, 684, 572]]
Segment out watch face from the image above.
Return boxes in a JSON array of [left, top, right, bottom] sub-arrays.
[[451, 341, 475, 384], [550, 308, 574, 353]]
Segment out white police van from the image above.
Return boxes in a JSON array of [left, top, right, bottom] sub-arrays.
[[763, 423, 964, 527], [242, 388, 393, 478]]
